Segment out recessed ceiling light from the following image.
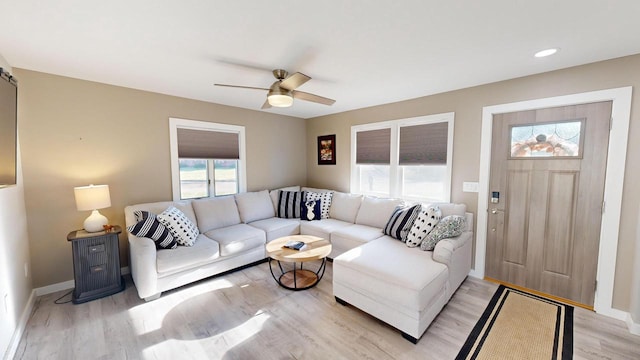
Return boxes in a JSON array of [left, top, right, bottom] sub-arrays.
[[534, 48, 559, 58]]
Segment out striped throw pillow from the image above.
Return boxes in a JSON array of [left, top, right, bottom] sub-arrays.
[[383, 204, 421, 241], [277, 190, 305, 219], [127, 210, 178, 250]]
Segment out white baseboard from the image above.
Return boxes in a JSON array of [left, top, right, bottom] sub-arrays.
[[597, 306, 628, 321], [34, 266, 130, 296], [33, 280, 74, 297], [626, 313, 640, 335], [4, 289, 36, 360], [468, 268, 483, 279]]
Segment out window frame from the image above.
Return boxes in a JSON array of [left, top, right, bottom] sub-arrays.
[[350, 112, 454, 202], [169, 117, 246, 201]]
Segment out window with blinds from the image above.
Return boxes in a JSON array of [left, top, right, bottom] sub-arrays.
[[351, 113, 453, 202], [169, 118, 246, 200]]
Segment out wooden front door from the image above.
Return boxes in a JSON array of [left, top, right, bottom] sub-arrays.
[[485, 101, 612, 307]]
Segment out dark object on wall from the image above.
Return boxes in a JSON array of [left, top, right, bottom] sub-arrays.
[[317, 134, 336, 165], [0, 68, 17, 187]]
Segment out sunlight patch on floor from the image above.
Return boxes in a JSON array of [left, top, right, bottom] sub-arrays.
[[127, 278, 235, 335], [139, 310, 271, 359]]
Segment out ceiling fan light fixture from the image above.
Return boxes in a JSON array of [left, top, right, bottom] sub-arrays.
[[267, 82, 293, 107], [267, 94, 293, 107]]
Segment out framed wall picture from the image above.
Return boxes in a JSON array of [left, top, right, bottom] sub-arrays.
[[317, 134, 336, 165]]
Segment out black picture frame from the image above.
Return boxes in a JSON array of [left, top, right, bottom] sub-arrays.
[[317, 134, 336, 165]]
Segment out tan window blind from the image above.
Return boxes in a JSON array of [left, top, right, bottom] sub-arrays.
[[356, 128, 391, 164], [177, 128, 239, 159], [399, 122, 448, 165]]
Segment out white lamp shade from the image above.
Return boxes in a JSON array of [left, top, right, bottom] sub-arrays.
[[74, 184, 111, 211]]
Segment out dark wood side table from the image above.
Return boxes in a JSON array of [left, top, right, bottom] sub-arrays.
[[67, 225, 125, 304]]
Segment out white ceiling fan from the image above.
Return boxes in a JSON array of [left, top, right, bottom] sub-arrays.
[[215, 69, 336, 109]]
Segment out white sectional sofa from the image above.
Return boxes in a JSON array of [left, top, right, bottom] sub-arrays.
[[124, 186, 473, 342]]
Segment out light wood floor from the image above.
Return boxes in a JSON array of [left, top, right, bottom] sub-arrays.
[[15, 262, 640, 359]]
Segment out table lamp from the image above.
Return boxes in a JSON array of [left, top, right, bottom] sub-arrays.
[[74, 184, 111, 232]]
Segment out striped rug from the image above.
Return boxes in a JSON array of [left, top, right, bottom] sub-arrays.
[[456, 285, 573, 360]]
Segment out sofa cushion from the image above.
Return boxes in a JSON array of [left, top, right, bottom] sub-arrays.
[[420, 215, 466, 251], [270, 186, 301, 211], [406, 204, 442, 248], [305, 191, 333, 219], [277, 190, 304, 219], [157, 206, 200, 247], [330, 224, 385, 253], [299, 218, 352, 241], [156, 234, 220, 275], [383, 204, 421, 241], [437, 203, 467, 218], [172, 201, 198, 226], [355, 196, 404, 228], [204, 223, 266, 257], [333, 236, 448, 312], [235, 190, 275, 223], [127, 210, 177, 250], [329, 192, 363, 223], [249, 217, 300, 242], [192, 196, 241, 233]]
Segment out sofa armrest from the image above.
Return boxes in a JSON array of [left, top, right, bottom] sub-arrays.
[[432, 231, 472, 266], [128, 234, 158, 299]]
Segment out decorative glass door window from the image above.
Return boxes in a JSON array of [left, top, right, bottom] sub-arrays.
[[509, 119, 584, 158]]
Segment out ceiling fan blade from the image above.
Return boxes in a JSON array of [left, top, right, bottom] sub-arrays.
[[214, 83, 269, 91], [261, 99, 272, 109], [279, 72, 311, 91], [292, 90, 336, 106]]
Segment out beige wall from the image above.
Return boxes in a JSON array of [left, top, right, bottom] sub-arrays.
[[15, 69, 307, 288], [306, 54, 640, 312], [0, 55, 32, 358]]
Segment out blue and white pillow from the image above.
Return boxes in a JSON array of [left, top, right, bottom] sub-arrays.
[[300, 200, 322, 221], [383, 204, 421, 241], [277, 190, 305, 219], [127, 210, 178, 250], [157, 206, 200, 246], [305, 191, 333, 219], [405, 204, 442, 248]]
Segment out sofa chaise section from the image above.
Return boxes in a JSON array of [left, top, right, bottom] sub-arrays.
[[333, 204, 473, 343]]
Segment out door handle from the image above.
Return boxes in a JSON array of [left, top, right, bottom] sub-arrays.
[[491, 208, 504, 214]]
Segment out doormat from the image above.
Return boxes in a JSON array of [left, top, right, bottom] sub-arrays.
[[456, 285, 573, 360]]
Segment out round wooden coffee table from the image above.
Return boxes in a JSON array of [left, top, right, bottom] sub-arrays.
[[266, 235, 332, 291]]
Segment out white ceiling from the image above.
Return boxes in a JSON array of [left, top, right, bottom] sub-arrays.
[[1, 1, 639, 119]]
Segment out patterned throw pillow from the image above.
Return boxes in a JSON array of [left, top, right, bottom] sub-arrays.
[[300, 200, 322, 221], [383, 204, 421, 241], [420, 215, 466, 251], [157, 206, 200, 246], [277, 190, 305, 219], [127, 210, 178, 250], [405, 204, 442, 247], [305, 191, 333, 219]]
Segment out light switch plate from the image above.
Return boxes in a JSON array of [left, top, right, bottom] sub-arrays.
[[463, 181, 479, 193]]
